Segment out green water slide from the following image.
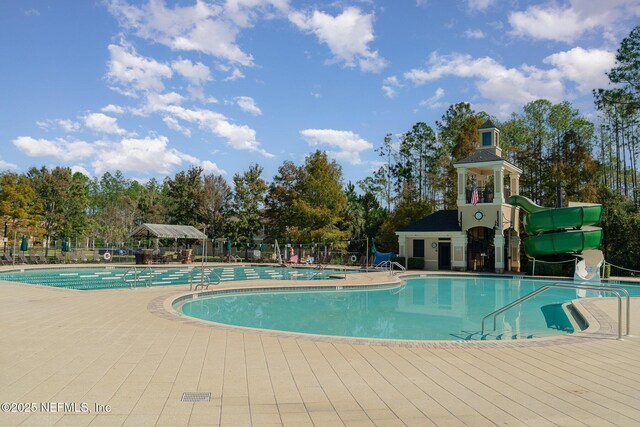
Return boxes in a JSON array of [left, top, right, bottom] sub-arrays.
[[508, 195, 603, 256]]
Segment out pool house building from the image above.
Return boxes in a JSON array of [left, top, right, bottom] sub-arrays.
[[396, 120, 522, 273]]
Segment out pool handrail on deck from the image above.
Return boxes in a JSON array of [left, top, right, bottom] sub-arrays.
[[481, 282, 631, 339]]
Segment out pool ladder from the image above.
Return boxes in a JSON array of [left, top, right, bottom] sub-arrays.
[[122, 266, 153, 288], [481, 282, 631, 340], [189, 267, 221, 290]]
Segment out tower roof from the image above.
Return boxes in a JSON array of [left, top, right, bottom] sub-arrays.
[[479, 119, 498, 130]]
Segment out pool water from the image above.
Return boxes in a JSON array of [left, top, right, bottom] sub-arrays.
[[0, 265, 354, 290], [179, 276, 640, 341]]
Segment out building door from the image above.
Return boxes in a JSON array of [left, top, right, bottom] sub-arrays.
[[467, 227, 495, 272], [412, 239, 424, 258], [438, 242, 451, 270]]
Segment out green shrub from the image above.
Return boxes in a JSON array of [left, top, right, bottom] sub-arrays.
[[603, 263, 611, 278], [390, 256, 405, 267], [390, 256, 424, 270], [407, 257, 425, 270]]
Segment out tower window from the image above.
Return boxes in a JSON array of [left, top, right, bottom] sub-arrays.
[[482, 132, 492, 146]]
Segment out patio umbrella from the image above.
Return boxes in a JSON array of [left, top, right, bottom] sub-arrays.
[[371, 238, 377, 254], [20, 235, 28, 252], [226, 239, 231, 254], [62, 237, 70, 252]]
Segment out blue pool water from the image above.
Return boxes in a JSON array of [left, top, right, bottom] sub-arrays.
[[0, 265, 354, 290], [179, 275, 640, 341]]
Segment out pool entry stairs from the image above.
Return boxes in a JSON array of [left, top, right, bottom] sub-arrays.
[[508, 195, 604, 281]]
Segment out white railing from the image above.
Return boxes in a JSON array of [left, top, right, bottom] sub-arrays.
[[481, 282, 630, 340], [189, 266, 221, 290]]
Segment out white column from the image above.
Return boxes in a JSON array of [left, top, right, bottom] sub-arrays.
[[451, 234, 467, 271], [494, 233, 505, 273], [510, 234, 521, 273], [493, 166, 505, 204], [510, 174, 520, 195], [457, 169, 467, 206]]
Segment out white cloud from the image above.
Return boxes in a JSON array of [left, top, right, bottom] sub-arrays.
[[464, 29, 485, 39], [289, 7, 387, 73], [13, 133, 226, 177], [71, 165, 92, 177], [13, 136, 95, 161], [84, 113, 127, 135], [544, 47, 615, 93], [509, 0, 640, 43], [36, 119, 81, 132], [162, 116, 192, 137], [106, 41, 173, 96], [92, 136, 189, 175], [467, 0, 495, 12], [200, 159, 226, 175], [106, 0, 288, 66], [172, 59, 212, 85], [224, 68, 245, 81], [162, 105, 273, 157], [300, 129, 373, 164], [419, 87, 445, 109], [0, 159, 18, 170], [235, 96, 262, 115], [101, 104, 125, 114], [404, 52, 565, 116], [382, 75, 401, 98]]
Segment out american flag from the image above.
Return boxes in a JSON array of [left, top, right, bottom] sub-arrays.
[[471, 185, 479, 205]]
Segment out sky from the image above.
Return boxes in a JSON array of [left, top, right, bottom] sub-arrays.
[[1, 0, 638, 185]]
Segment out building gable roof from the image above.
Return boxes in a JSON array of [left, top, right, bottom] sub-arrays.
[[397, 210, 461, 232]]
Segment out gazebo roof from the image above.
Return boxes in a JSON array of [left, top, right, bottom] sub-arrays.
[[128, 223, 206, 239]]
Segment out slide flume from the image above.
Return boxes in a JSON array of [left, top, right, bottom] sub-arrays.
[[508, 195, 603, 257]]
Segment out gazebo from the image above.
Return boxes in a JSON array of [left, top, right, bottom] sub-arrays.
[[128, 223, 206, 264]]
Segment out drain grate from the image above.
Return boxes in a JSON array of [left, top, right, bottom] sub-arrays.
[[181, 392, 211, 402]]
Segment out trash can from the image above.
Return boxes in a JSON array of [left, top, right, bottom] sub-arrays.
[[142, 249, 153, 264]]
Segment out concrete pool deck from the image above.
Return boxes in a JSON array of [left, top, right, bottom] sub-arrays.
[[0, 266, 639, 426]]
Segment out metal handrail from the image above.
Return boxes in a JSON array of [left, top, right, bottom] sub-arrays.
[[390, 261, 406, 276], [189, 266, 221, 290], [121, 266, 153, 288], [375, 260, 391, 270], [481, 282, 631, 339]]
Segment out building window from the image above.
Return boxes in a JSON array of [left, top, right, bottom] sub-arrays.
[[412, 239, 425, 258], [482, 132, 492, 146]]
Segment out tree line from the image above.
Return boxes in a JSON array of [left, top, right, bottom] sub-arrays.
[[1, 26, 639, 270]]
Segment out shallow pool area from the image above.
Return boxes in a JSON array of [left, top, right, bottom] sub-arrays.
[[0, 265, 355, 290], [178, 275, 640, 341]]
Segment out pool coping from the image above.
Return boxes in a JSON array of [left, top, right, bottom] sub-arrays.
[[1, 265, 632, 348], [154, 276, 627, 349]]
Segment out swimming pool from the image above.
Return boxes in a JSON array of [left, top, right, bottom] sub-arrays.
[[177, 275, 639, 341], [0, 265, 355, 290]]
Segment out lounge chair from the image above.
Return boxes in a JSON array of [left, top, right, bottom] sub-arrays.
[[29, 254, 39, 264], [55, 252, 66, 264], [17, 253, 28, 264], [3, 254, 14, 264], [36, 254, 49, 264], [80, 253, 89, 263]]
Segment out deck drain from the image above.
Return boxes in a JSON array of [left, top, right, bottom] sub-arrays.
[[181, 392, 211, 402]]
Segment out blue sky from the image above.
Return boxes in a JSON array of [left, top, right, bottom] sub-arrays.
[[1, 0, 638, 185]]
